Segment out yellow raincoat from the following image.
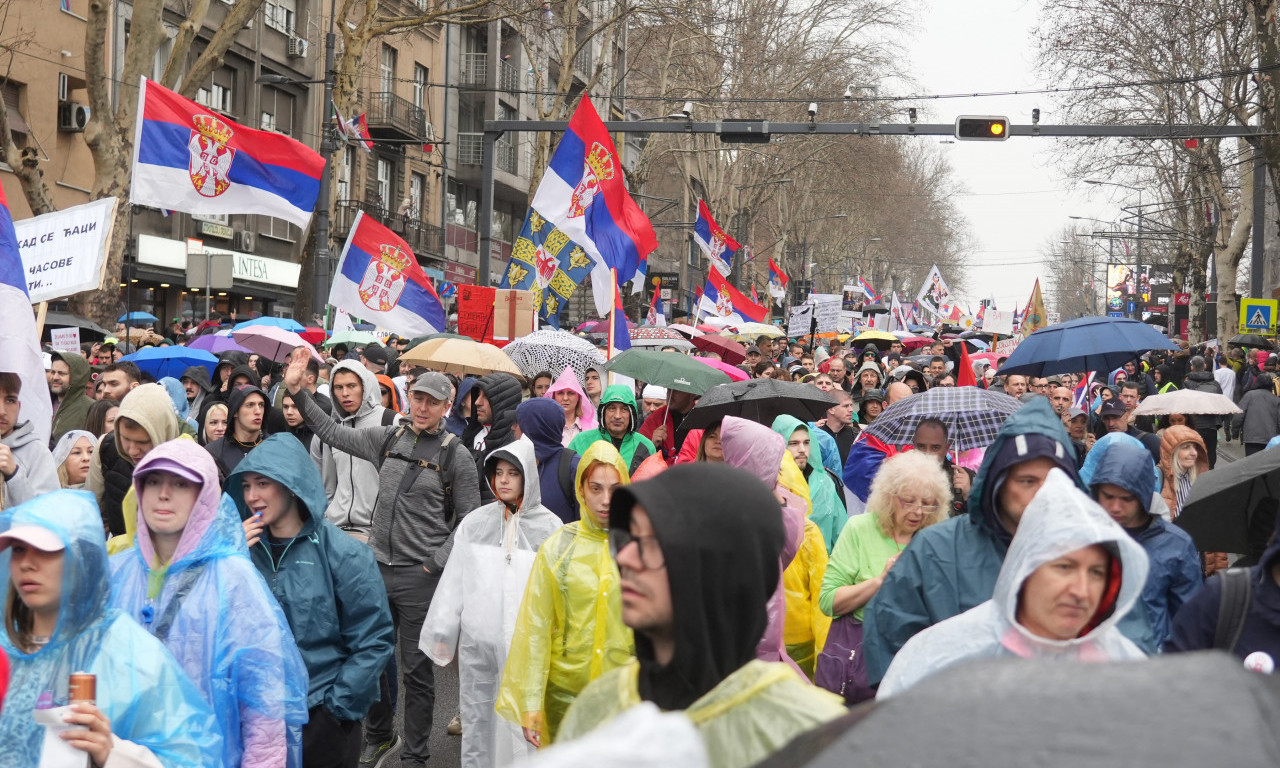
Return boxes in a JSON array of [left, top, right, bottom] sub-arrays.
[[496, 441, 636, 744], [558, 659, 846, 768], [783, 519, 830, 678]]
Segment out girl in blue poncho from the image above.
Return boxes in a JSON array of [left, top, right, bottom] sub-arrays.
[[0, 489, 223, 766], [109, 439, 310, 767]]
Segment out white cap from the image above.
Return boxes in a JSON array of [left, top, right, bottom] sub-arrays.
[[642, 385, 668, 400], [0, 525, 65, 553]]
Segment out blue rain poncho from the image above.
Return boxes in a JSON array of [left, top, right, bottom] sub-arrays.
[[772, 415, 846, 553], [109, 439, 310, 768], [0, 490, 223, 766]]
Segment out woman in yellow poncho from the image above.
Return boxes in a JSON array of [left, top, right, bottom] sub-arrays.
[[496, 440, 636, 746]]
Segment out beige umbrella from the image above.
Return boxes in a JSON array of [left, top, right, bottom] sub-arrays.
[[400, 337, 523, 377], [1132, 388, 1242, 417]]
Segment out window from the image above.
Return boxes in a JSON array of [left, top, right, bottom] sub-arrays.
[[375, 158, 393, 209], [195, 68, 236, 114], [262, 216, 296, 242], [259, 111, 276, 132], [193, 212, 230, 225], [264, 0, 296, 34], [259, 88, 295, 135], [413, 65, 429, 110], [380, 46, 397, 93], [409, 173, 426, 221], [447, 181, 479, 229], [2, 82, 29, 151], [336, 147, 354, 200]]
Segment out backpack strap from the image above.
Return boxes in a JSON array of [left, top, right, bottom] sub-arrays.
[[558, 451, 578, 508], [1213, 567, 1253, 653], [380, 408, 399, 427]]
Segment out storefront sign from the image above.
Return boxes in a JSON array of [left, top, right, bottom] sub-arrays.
[[445, 261, 477, 285], [15, 197, 117, 303], [199, 221, 234, 239], [137, 234, 300, 288]]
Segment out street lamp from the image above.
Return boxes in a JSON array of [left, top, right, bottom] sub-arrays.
[[733, 179, 794, 289], [799, 213, 848, 295], [1085, 179, 1145, 319]]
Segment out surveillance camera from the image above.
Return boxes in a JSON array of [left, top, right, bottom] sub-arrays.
[[681, 101, 693, 119], [808, 102, 818, 118], [908, 107, 918, 123], [843, 85, 853, 99]]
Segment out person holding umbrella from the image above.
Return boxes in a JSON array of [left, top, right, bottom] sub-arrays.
[[568, 385, 657, 476]]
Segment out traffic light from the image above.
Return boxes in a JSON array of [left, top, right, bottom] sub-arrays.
[[954, 115, 1010, 141]]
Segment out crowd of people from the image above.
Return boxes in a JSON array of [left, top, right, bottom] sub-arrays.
[[0, 316, 1277, 768]]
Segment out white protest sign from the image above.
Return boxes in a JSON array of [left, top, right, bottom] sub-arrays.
[[15, 197, 118, 303], [993, 336, 1021, 357], [982, 309, 1015, 336], [787, 304, 814, 337], [811, 294, 841, 334], [50, 327, 81, 353]]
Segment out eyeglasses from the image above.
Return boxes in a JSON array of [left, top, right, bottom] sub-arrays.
[[608, 528, 665, 570], [896, 496, 940, 513]]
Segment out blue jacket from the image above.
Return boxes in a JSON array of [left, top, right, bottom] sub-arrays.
[[228, 433, 396, 722], [516, 398, 582, 524], [1, 491, 223, 765]]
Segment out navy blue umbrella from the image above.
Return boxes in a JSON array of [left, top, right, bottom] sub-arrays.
[[121, 346, 219, 380], [997, 316, 1178, 377]]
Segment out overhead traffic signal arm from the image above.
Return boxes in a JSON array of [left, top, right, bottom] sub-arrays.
[[954, 115, 1010, 141]]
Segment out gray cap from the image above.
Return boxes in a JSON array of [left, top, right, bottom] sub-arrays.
[[410, 371, 451, 401]]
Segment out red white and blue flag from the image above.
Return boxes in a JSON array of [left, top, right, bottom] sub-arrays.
[[767, 258, 789, 301], [646, 287, 666, 326], [0, 185, 52, 447], [609, 280, 632, 357], [530, 96, 657, 317], [693, 199, 741, 277], [131, 78, 324, 228], [858, 277, 880, 302], [330, 211, 446, 336], [698, 266, 767, 323]]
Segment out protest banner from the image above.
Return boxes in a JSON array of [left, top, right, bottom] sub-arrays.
[[50, 327, 81, 353], [15, 198, 117, 303]]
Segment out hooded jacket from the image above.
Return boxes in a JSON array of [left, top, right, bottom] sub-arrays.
[[0, 417, 59, 510], [445, 377, 477, 437], [879, 469, 1150, 698], [516, 397, 581, 524], [463, 372, 523, 454], [849, 361, 884, 399], [496, 441, 634, 744], [181, 364, 215, 416], [1159, 425, 1208, 517], [421, 437, 563, 768], [568, 384, 657, 475], [228, 434, 396, 722], [316, 360, 398, 536], [87, 382, 184, 537], [558, 465, 846, 768], [0, 491, 223, 765], [1233, 374, 1280, 445], [546, 365, 597, 446], [160, 376, 200, 437], [1088, 436, 1202, 649], [772, 415, 846, 553], [212, 352, 250, 394], [376, 373, 405, 413], [109, 440, 310, 768], [49, 351, 94, 445], [205, 383, 271, 482]]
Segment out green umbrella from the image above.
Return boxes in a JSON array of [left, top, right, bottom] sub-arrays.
[[324, 330, 379, 348], [604, 349, 731, 395], [408, 332, 470, 348]]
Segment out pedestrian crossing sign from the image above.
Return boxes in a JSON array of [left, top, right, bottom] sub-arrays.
[[1239, 299, 1278, 334]]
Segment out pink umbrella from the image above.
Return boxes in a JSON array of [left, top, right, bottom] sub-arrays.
[[232, 325, 324, 364], [695, 356, 749, 382], [187, 332, 248, 354], [667, 323, 705, 339]]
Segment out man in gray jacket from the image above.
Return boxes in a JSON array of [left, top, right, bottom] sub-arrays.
[[281, 348, 479, 768], [0, 372, 59, 508]]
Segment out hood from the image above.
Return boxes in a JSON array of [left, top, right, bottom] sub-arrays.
[[596, 384, 640, 435], [132, 439, 245, 567], [515, 398, 566, 464], [573, 440, 631, 537], [227, 363, 261, 389], [609, 464, 786, 711], [179, 365, 214, 394], [1084, 436, 1156, 514], [1108, 369, 1127, 387], [1, 420, 43, 451], [213, 352, 248, 386], [158, 377, 191, 423], [854, 361, 884, 387], [483, 436, 543, 512], [474, 372, 524, 449], [225, 383, 270, 424], [227, 433, 328, 526], [994, 469, 1149, 648], [720, 415, 786, 485], [772, 413, 834, 479], [1159, 425, 1208, 480], [52, 430, 96, 468], [445, 376, 477, 436], [376, 374, 405, 413], [331, 360, 381, 420], [1080, 433, 1163, 492], [545, 365, 597, 430], [113, 383, 183, 460], [52, 352, 92, 394], [969, 397, 1079, 545]]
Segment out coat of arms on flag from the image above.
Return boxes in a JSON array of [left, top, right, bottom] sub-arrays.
[[188, 115, 236, 198], [358, 243, 413, 311], [694, 200, 741, 276], [569, 143, 614, 218], [502, 207, 597, 327]]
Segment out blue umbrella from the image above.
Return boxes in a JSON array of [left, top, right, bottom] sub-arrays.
[[118, 311, 159, 324], [998, 316, 1178, 377], [121, 346, 219, 380], [233, 316, 305, 333]]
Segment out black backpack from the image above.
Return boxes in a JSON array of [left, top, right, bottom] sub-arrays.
[[1213, 567, 1254, 654], [378, 425, 464, 528]]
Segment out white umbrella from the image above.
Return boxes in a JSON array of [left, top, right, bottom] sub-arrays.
[[502, 329, 606, 379], [1132, 388, 1242, 417]]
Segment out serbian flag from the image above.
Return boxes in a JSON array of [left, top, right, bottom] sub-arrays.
[[858, 277, 880, 302], [767, 258, 789, 300], [330, 211, 446, 336], [350, 113, 374, 152], [131, 77, 323, 228], [646, 288, 666, 326], [0, 185, 52, 447], [608, 280, 631, 357], [698, 266, 767, 323], [530, 96, 657, 317], [694, 199, 741, 277]]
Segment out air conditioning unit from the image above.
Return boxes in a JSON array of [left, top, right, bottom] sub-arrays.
[[287, 37, 308, 59], [233, 230, 256, 252], [58, 73, 70, 102], [57, 102, 90, 132]]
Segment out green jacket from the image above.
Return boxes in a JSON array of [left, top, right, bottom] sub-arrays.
[[568, 384, 656, 475], [50, 352, 94, 446], [771, 415, 846, 554]]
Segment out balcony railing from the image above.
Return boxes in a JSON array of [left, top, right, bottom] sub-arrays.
[[460, 52, 488, 87], [499, 59, 521, 94], [457, 133, 520, 176], [335, 200, 444, 257], [574, 45, 593, 75], [364, 92, 427, 141], [457, 132, 483, 165]]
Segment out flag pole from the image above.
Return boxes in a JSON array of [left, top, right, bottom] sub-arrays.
[[608, 268, 618, 362]]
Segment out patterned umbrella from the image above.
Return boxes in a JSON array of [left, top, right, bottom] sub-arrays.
[[630, 327, 694, 350], [502, 329, 606, 379], [863, 386, 1024, 451], [667, 323, 705, 339]]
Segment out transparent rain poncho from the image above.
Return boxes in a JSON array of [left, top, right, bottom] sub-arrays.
[[496, 441, 635, 745], [420, 436, 564, 768], [109, 439, 310, 767], [0, 490, 223, 765], [879, 469, 1151, 698]]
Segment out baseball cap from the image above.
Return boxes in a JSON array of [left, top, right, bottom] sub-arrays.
[[410, 371, 452, 401], [745, 345, 762, 355], [362, 345, 389, 366], [859, 389, 886, 404], [0, 525, 65, 553], [1099, 399, 1127, 417], [133, 456, 205, 485], [1067, 407, 1087, 419]]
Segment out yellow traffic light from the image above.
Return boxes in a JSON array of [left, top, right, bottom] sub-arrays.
[[954, 116, 1011, 141]]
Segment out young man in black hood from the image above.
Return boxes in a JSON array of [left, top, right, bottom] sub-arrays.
[[557, 464, 846, 766], [205, 383, 269, 483]]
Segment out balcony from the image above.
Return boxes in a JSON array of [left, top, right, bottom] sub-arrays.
[[364, 92, 427, 142], [574, 45, 593, 75], [499, 59, 521, 95], [460, 52, 488, 87], [335, 200, 444, 258], [457, 132, 519, 176]]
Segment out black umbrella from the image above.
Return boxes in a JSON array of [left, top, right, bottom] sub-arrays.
[[42, 311, 111, 341], [1228, 333, 1274, 350], [1176, 447, 1280, 554], [756, 654, 1280, 768], [679, 379, 839, 431]]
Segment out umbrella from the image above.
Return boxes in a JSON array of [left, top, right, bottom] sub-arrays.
[[324, 330, 379, 348], [692, 334, 747, 365], [400, 337, 523, 376], [186, 332, 249, 355], [630, 327, 694, 351], [681, 379, 839, 431], [118, 311, 159, 324], [730, 322, 786, 340], [503, 329, 606, 378], [667, 323, 705, 339], [407, 332, 470, 348], [852, 329, 897, 344], [299, 327, 328, 345], [907, 324, 935, 334], [121, 346, 219, 380], [900, 336, 934, 352], [1133, 388, 1242, 417], [604, 349, 731, 395], [694, 356, 749, 382], [997, 316, 1178, 377], [1228, 333, 1273, 350], [44, 312, 111, 339], [232, 326, 324, 364], [233, 316, 306, 333], [577, 317, 636, 334], [864, 386, 1023, 451], [1176, 447, 1280, 553], [756, 654, 1280, 768]]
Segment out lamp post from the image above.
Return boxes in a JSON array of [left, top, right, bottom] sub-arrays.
[[799, 213, 848, 294], [1085, 180, 1144, 319], [733, 179, 793, 289], [1070, 215, 1116, 316]]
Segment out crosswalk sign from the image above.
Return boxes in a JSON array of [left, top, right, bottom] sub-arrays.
[[1239, 299, 1279, 334]]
